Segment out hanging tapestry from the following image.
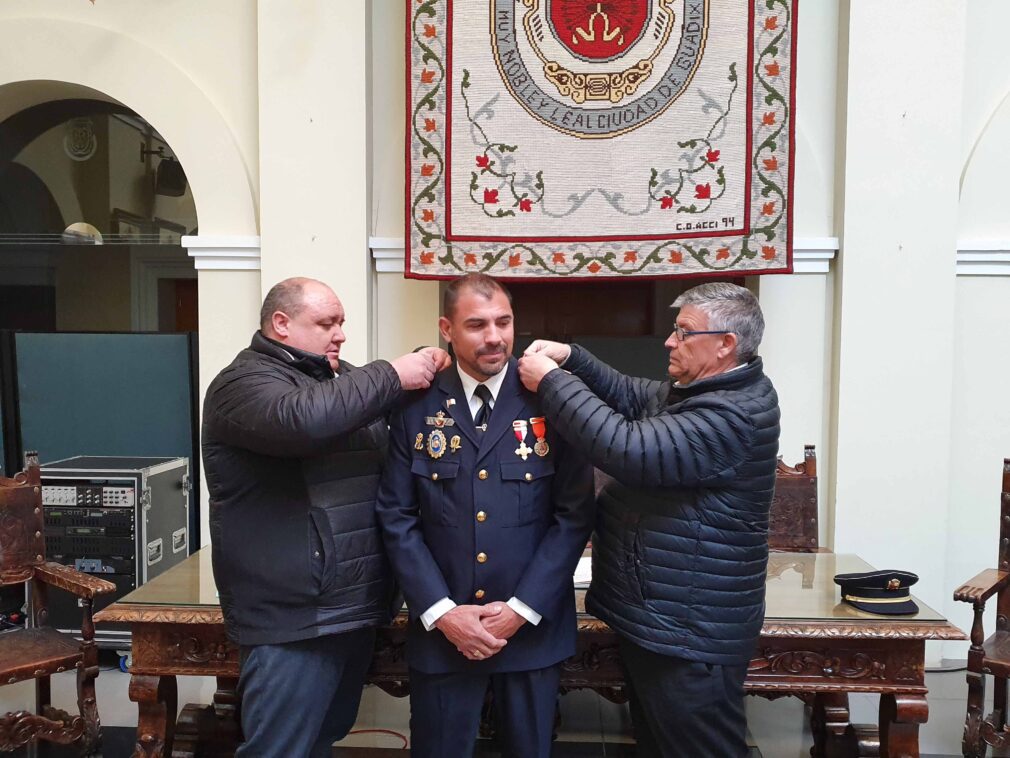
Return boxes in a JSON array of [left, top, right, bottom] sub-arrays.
[[405, 0, 797, 279]]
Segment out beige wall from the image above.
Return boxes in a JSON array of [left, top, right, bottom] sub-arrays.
[[370, 1, 441, 356], [831, 1, 963, 631], [792, 0, 840, 238], [256, 1, 372, 362]]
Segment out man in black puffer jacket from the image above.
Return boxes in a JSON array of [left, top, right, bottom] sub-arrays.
[[202, 277, 447, 758], [518, 282, 780, 758]]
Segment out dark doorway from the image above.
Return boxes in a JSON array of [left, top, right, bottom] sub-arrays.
[[158, 277, 198, 332], [0, 285, 55, 330]]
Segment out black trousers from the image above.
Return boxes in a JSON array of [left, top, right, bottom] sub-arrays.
[[618, 636, 750, 758], [408, 664, 562, 757], [236, 628, 375, 758]]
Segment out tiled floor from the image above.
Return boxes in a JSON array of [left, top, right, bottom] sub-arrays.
[[0, 652, 974, 756]]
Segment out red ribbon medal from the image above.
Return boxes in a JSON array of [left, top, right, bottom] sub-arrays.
[[530, 416, 550, 457]]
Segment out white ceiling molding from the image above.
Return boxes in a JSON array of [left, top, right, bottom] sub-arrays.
[[792, 237, 839, 274], [370, 236, 407, 273], [371, 236, 840, 276], [183, 235, 261, 271], [957, 241, 1010, 276]]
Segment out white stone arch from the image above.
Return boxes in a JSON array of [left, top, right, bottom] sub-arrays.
[[0, 17, 257, 237], [960, 87, 1010, 241]]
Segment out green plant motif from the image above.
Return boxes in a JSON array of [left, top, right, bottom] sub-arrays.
[[750, 0, 791, 244], [410, 0, 447, 252], [461, 69, 545, 219], [649, 63, 739, 215], [445, 238, 748, 277]]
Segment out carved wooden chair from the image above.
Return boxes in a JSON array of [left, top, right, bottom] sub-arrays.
[[770, 444, 819, 552], [0, 452, 116, 754], [954, 458, 1010, 757]]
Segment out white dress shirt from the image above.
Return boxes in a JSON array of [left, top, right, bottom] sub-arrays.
[[419, 362, 543, 631]]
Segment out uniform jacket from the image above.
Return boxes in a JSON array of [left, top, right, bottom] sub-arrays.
[[202, 331, 402, 646], [376, 358, 595, 674], [538, 346, 781, 665]]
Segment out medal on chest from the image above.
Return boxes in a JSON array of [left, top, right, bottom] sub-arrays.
[[426, 429, 447, 459], [512, 419, 533, 461], [530, 416, 550, 457], [425, 410, 455, 428]]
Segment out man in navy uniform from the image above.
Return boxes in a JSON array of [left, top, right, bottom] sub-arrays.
[[376, 273, 595, 757]]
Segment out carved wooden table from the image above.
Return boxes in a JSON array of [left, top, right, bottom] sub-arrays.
[[95, 548, 964, 758]]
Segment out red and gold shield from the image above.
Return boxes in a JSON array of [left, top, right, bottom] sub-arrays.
[[547, 0, 651, 62]]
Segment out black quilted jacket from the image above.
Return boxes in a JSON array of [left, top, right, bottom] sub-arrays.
[[538, 346, 780, 664], [202, 331, 403, 646]]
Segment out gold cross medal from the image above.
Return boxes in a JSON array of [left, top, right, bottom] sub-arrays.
[[414, 433, 424, 451], [530, 416, 549, 457], [427, 429, 447, 459], [449, 435, 462, 453], [512, 420, 532, 461], [425, 410, 455, 428]]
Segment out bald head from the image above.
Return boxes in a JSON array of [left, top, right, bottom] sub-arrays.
[[261, 277, 346, 370]]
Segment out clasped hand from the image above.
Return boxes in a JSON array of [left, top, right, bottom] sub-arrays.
[[435, 603, 526, 661]]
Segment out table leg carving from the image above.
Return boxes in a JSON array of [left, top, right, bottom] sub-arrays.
[[879, 693, 926, 758], [213, 677, 239, 721], [173, 677, 243, 757], [810, 692, 851, 757], [129, 674, 177, 758]]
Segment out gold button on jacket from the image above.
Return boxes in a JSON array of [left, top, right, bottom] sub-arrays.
[[476, 511, 487, 522], [474, 589, 485, 599], [476, 552, 487, 563], [478, 469, 488, 480]]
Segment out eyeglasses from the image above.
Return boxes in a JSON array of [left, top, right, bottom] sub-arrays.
[[670, 325, 733, 342]]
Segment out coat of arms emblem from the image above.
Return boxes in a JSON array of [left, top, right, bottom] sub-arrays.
[[491, 0, 707, 137], [547, 0, 651, 63]]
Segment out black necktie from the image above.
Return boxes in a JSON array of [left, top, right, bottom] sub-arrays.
[[473, 384, 494, 430]]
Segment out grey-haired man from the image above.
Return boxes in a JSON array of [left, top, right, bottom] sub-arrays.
[[518, 282, 780, 757]]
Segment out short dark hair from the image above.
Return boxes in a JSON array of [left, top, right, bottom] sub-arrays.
[[442, 273, 512, 318], [260, 278, 308, 331]]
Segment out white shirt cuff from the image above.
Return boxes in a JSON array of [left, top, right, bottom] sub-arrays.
[[420, 597, 457, 631], [507, 596, 542, 626]]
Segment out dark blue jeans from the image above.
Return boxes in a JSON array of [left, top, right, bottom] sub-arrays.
[[618, 636, 750, 758], [236, 628, 375, 758]]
